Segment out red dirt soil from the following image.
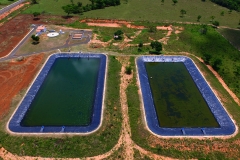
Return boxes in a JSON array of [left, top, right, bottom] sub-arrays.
[[0, 15, 45, 58], [0, 53, 44, 119], [81, 19, 145, 29]]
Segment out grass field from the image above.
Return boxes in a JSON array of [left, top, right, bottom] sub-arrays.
[[23, 0, 240, 28], [217, 28, 240, 50], [0, 0, 16, 9]]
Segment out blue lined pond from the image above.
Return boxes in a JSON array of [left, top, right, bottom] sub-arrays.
[[137, 56, 236, 136], [9, 53, 106, 133]]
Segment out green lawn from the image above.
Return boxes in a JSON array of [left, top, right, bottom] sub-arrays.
[[0, 0, 16, 9], [24, 0, 240, 28]]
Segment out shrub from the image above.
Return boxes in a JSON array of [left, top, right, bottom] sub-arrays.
[[212, 21, 220, 26], [125, 66, 132, 75], [138, 42, 143, 48]]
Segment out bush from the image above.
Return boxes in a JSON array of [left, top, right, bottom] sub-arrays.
[[114, 30, 123, 36], [125, 66, 132, 75], [148, 25, 157, 33], [212, 21, 220, 26]]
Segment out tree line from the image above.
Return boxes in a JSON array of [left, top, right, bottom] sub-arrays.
[[210, 0, 240, 11], [62, 0, 121, 16]]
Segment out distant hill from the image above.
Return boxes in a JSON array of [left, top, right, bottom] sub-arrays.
[[211, 0, 240, 11]]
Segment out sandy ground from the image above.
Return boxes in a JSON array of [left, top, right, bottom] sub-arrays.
[[82, 19, 145, 29], [87, 22, 121, 28]]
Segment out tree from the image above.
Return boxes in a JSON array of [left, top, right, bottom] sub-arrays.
[[199, 25, 208, 35], [210, 16, 215, 22], [197, 15, 201, 22], [96, 0, 105, 9], [138, 42, 143, 48], [114, 30, 123, 40], [212, 21, 219, 27], [62, 4, 78, 16], [202, 53, 212, 64], [114, 30, 123, 36], [210, 0, 240, 12], [150, 41, 162, 53], [172, 0, 178, 5], [220, 11, 224, 16], [180, 9, 186, 17], [31, 0, 37, 4], [77, 2, 82, 7], [125, 66, 132, 75], [33, 12, 40, 19], [31, 35, 39, 44], [149, 25, 157, 33], [161, 0, 164, 4], [212, 58, 222, 71], [89, 0, 95, 9]]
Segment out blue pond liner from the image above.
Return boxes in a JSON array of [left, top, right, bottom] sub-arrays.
[[8, 53, 106, 133], [137, 56, 236, 136]]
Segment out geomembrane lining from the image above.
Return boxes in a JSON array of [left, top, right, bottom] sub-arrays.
[[137, 56, 236, 136], [8, 53, 106, 133]]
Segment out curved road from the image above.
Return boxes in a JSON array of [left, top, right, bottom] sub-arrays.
[[0, 0, 25, 15]]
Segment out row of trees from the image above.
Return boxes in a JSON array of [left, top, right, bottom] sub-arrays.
[[62, 0, 120, 16], [202, 53, 222, 72], [210, 0, 240, 11]]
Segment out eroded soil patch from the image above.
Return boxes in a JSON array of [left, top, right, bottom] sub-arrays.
[[0, 53, 45, 119]]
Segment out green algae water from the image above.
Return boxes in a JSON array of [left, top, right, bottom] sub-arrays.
[[21, 58, 100, 126], [145, 62, 219, 128]]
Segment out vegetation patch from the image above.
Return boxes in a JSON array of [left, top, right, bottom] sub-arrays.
[[165, 24, 240, 98], [129, 29, 165, 44], [217, 28, 240, 51]]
